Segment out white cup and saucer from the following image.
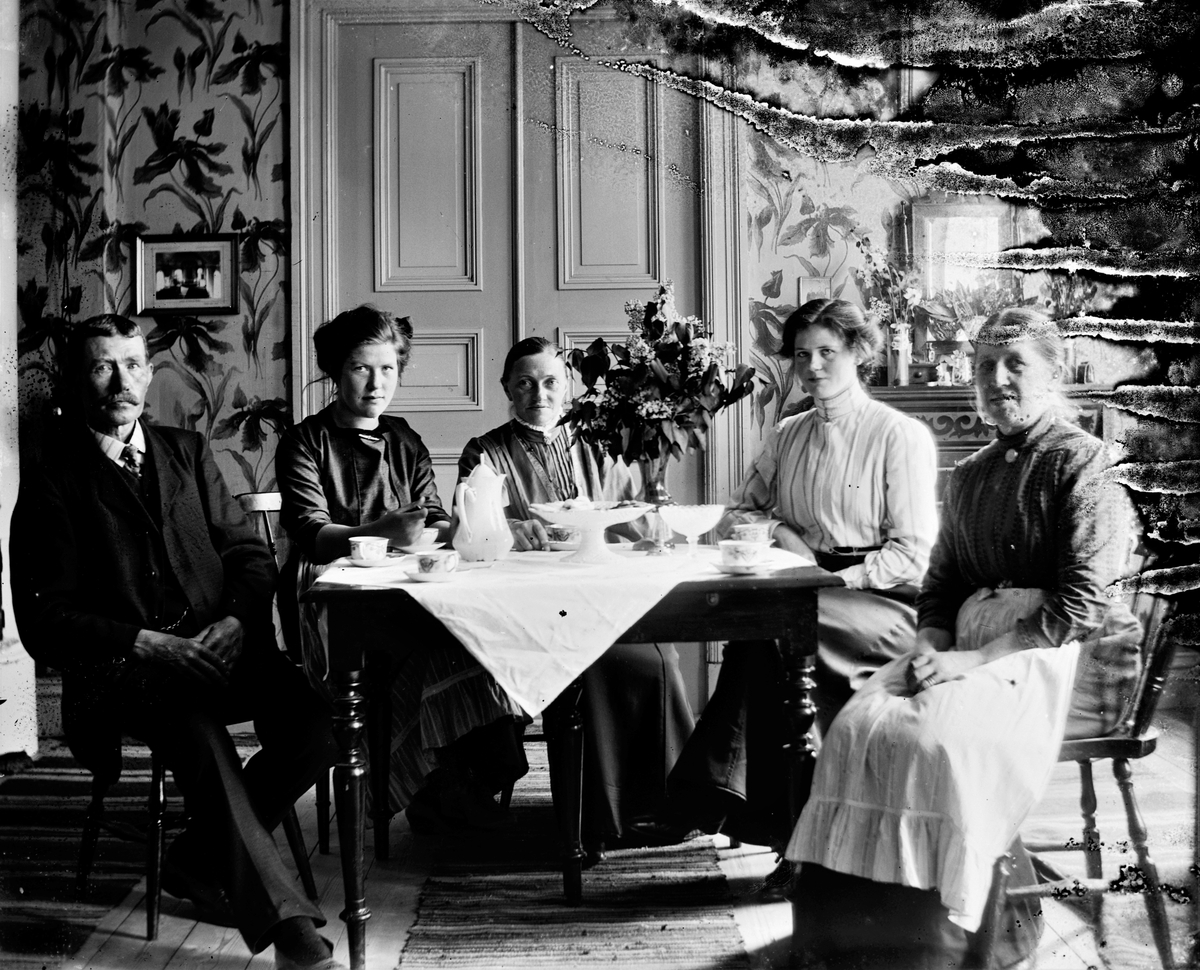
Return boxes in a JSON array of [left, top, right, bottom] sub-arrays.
[[399, 527, 445, 554], [407, 549, 460, 583], [715, 538, 774, 575], [348, 535, 393, 568]]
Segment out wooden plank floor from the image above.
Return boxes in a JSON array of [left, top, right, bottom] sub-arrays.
[[44, 711, 1198, 969]]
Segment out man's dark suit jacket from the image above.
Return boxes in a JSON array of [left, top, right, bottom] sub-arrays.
[[10, 418, 277, 768]]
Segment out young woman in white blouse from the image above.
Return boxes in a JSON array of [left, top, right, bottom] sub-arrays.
[[668, 298, 939, 850]]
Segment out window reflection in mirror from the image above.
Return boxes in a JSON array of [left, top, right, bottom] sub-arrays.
[[910, 195, 1015, 297]]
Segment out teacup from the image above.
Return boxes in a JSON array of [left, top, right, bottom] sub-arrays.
[[546, 524, 581, 544], [731, 523, 771, 543], [348, 535, 389, 562], [718, 539, 767, 566], [414, 527, 439, 548], [416, 550, 460, 575]]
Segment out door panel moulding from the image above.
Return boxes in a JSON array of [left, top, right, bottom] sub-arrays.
[[555, 58, 665, 290], [375, 58, 482, 292], [389, 331, 483, 412]]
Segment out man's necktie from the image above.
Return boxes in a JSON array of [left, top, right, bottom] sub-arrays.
[[121, 444, 143, 478]]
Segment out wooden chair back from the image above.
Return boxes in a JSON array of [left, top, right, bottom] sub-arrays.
[[1124, 589, 1179, 740], [236, 490, 284, 564]]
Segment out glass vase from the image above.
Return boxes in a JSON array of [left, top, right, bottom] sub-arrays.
[[642, 454, 673, 506], [640, 455, 674, 554]]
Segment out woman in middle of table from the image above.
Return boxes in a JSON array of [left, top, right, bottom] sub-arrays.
[[458, 336, 697, 849], [277, 305, 529, 834], [667, 298, 940, 850]]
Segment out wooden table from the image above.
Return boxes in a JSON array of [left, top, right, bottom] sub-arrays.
[[304, 565, 843, 970]]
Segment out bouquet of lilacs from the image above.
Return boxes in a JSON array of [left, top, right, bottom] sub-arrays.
[[561, 281, 755, 466]]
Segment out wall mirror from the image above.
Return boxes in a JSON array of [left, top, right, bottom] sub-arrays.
[[910, 193, 1016, 298]]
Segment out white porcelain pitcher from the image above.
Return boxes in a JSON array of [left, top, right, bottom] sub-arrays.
[[452, 464, 514, 562]]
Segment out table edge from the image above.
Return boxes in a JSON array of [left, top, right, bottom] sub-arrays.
[[301, 565, 845, 602]]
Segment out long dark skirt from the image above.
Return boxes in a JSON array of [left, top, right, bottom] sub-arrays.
[[577, 642, 696, 842], [667, 586, 916, 849]]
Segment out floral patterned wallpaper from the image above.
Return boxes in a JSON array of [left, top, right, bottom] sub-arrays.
[[17, 0, 290, 493], [741, 128, 907, 430]]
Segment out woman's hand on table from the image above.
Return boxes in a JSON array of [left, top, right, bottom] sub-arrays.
[[510, 518, 550, 551], [371, 507, 429, 545], [313, 506, 429, 561], [771, 523, 816, 561]]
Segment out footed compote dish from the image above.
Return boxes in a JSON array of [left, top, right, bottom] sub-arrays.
[[657, 504, 726, 557], [529, 498, 653, 564]]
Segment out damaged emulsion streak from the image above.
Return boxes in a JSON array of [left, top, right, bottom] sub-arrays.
[[505, 2, 1200, 625]]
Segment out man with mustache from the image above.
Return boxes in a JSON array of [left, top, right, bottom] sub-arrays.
[[10, 317, 346, 970]]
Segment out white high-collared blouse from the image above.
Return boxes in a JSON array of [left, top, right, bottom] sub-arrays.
[[722, 380, 939, 590]]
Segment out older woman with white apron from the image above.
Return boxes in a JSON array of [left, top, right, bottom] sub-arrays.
[[788, 307, 1142, 969]]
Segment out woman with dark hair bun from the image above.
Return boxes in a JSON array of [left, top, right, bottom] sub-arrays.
[[457, 336, 696, 848], [278, 305, 528, 833], [668, 298, 939, 852]]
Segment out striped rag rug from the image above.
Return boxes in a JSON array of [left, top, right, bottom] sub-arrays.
[[399, 743, 752, 969]]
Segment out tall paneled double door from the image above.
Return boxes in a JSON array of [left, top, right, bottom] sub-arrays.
[[332, 12, 703, 502]]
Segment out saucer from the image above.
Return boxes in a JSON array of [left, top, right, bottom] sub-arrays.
[[399, 541, 446, 554], [547, 540, 581, 552], [350, 555, 403, 568], [406, 569, 458, 583], [714, 561, 773, 576]]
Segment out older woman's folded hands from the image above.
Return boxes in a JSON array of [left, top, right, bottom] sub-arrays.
[[910, 648, 986, 691]]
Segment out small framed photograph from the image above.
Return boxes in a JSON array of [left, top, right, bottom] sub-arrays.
[[134, 234, 239, 315], [797, 275, 832, 306]]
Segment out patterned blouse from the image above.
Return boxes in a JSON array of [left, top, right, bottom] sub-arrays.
[[917, 411, 1138, 651], [458, 420, 641, 537], [722, 381, 939, 590]]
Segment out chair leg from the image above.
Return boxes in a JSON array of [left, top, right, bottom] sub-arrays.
[[1078, 759, 1104, 924], [316, 769, 331, 855], [1113, 757, 1174, 969], [77, 778, 108, 896], [146, 755, 165, 941], [281, 805, 320, 901]]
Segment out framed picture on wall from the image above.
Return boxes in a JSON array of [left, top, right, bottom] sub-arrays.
[[797, 275, 833, 306], [134, 234, 239, 315]]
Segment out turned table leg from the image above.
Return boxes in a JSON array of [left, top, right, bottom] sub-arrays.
[[331, 667, 371, 970], [545, 679, 586, 905], [368, 679, 392, 861], [778, 592, 820, 829]]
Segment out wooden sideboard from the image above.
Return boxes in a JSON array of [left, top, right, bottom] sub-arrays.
[[872, 385, 1120, 498]]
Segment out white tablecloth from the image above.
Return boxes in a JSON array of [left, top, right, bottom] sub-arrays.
[[313, 546, 813, 716]]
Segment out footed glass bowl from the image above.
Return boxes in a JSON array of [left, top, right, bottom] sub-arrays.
[[658, 504, 725, 556], [529, 500, 653, 564]]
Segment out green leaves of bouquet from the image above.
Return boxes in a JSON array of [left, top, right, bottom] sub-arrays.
[[561, 282, 755, 466]]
